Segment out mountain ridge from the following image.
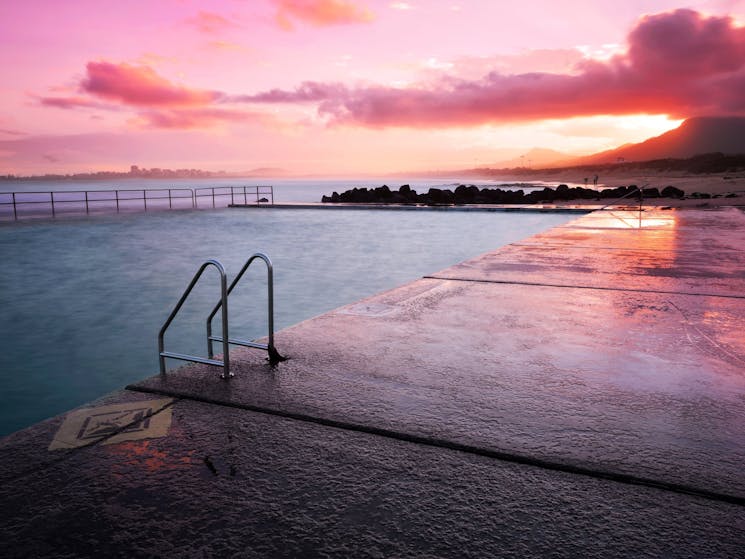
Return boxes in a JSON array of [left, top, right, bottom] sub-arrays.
[[573, 116, 745, 165]]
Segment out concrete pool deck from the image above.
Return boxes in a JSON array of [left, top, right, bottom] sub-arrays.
[[1, 207, 744, 557]]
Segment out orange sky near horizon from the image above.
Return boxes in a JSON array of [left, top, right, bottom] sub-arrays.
[[0, 0, 743, 176]]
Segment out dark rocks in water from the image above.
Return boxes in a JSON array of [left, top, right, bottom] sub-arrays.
[[374, 185, 393, 199], [398, 184, 418, 202], [338, 187, 376, 203], [321, 183, 686, 204], [426, 188, 454, 204], [454, 184, 479, 204], [661, 186, 685, 198], [599, 186, 637, 199]]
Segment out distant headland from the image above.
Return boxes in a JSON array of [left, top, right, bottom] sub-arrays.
[[0, 165, 290, 181]]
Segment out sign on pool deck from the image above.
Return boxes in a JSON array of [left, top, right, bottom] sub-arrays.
[[48, 399, 173, 450]]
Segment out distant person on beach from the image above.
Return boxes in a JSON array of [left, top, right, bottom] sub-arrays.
[[584, 177, 588, 186], [593, 175, 599, 187]]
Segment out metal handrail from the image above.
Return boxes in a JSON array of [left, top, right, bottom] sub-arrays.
[[193, 186, 274, 208], [158, 259, 232, 378], [1, 186, 273, 220], [206, 252, 285, 363], [0, 188, 195, 219]]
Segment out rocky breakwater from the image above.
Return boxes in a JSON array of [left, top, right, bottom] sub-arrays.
[[321, 184, 686, 205]]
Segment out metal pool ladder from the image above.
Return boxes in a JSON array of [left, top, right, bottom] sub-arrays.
[[158, 253, 284, 379]]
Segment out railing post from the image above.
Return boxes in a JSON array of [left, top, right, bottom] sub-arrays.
[[212, 188, 216, 208], [639, 187, 644, 227], [219, 275, 231, 378], [115, 190, 120, 213], [169, 189, 173, 209], [85, 191, 89, 214], [243, 186, 247, 205], [143, 190, 148, 211], [266, 255, 275, 353], [51, 192, 55, 218], [12, 192, 17, 220], [231, 187, 235, 206]]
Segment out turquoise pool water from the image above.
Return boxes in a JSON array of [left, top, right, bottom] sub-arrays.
[[0, 207, 575, 436]]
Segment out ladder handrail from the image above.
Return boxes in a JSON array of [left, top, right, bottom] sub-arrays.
[[158, 259, 232, 378], [206, 252, 284, 362]]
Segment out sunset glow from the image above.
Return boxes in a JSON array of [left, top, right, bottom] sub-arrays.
[[0, 0, 743, 175]]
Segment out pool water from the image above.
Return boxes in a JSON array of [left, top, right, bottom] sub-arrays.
[[0, 207, 576, 436]]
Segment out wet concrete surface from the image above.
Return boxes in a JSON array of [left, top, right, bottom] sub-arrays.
[[431, 208, 745, 297], [2, 398, 744, 558], [131, 281, 745, 499], [2, 207, 744, 557]]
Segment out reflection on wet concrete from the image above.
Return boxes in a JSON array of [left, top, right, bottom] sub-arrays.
[[433, 208, 745, 297]]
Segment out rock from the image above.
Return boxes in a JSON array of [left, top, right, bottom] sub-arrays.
[[374, 185, 393, 199], [660, 186, 685, 198], [398, 185, 418, 201], [600, 186, 636, 199], [426, 188, 454, 204]]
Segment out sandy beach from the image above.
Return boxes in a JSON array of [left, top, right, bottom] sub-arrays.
[[489, 169, 745, 208]]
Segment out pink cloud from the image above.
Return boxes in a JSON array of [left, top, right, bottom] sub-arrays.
[[231, 81, 348, 103], [38, 96, 115, 111], [185, 11, 237, 34], [272, 0, 374, 30], [81, 62, 222, 107], [627, 9, 745, 80], [135, 108, 269, 129], [243, 9, 745, 126], [37, 62, 277, 130]]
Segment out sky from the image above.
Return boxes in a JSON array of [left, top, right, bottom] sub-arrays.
[[0, 0, 743, 176]]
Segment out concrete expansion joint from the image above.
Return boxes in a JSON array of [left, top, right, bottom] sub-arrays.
[[424, 275, 745, 300], [126, 384, 745, 508], [510, 242, 744, 254]]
